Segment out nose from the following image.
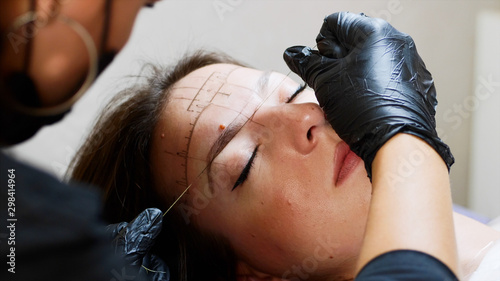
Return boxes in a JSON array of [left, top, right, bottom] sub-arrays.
[[253, 103, 326, 155]]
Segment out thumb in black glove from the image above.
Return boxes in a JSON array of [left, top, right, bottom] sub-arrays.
[[106, 208, 170, 281], [284, 12, 454, 179]]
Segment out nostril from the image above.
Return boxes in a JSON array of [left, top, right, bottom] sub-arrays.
[[307, 127, 313, 140]]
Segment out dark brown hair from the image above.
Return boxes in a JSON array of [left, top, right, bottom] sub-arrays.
[[69, 50, 247, 281]]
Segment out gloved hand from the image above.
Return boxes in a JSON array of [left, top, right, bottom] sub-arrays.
[[106, 208, 170, 281], [283, 12, 454, 178]]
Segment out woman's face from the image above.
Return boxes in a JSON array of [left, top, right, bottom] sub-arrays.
[[151, 63, 372, 279]]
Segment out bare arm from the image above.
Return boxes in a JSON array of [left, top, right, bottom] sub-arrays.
[[356, 133, 459, 276]]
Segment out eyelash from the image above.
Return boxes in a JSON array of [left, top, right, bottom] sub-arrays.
[[231, 84, 306, 191], [286, 83, 307, 103], [232, 146, 259, 191]]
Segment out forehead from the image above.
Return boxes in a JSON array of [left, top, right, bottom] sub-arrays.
[[152, 63, 296, 192]]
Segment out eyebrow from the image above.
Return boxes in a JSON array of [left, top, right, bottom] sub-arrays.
[[256, 71, 272, 98], [206, 71, 271, 167]]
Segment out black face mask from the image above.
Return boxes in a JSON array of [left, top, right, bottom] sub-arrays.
[[98, 51, 117, 75], [0, 100, 68, 146], [96, 0, 116, 75], [0, 50, 116, 146]]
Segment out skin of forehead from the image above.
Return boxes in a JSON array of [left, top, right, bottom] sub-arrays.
[[153, 64, 298, 200], [186, 67, 283, 187], [152, 65, 263, 195]]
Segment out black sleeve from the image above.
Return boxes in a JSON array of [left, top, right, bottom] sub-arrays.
[[356, 250, 459, 281], [0, 153, 145, 281]]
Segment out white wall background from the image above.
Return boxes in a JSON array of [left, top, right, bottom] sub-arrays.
[[469, 9, 500, 218], [3, 0, 500, 217]]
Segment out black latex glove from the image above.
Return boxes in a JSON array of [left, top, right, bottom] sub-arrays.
[[283, 12, 454, 178], [106, 208, 170, 281]]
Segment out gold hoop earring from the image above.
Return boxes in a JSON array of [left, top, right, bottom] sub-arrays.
[[5, 11, 98, 116]]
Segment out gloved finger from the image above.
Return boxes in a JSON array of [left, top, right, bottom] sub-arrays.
[[105, 221, 128, 240], [115, 208, 163, 264], [140, 254, 170, 281], [316, 12, 386, 56], [316, 33, 348, 59], [283, 45, 328, 90], [410, 52, 438, 110]]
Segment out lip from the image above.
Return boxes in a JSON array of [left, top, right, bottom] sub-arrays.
[[334, 141, 362, 186]]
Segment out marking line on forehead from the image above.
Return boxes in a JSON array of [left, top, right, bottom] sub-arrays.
[[206, 71, 272, 167], [163, 49, 312, 215], [163, 68, 295, 217], [207, 116, 248, 165], [204, 70, 292, 193], [177, 70, 233, 188]]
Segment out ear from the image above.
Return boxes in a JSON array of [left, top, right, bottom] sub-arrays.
[[236, 260, 288, 281]]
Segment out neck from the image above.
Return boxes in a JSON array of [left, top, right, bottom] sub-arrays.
[[454, 212, 500, 280]]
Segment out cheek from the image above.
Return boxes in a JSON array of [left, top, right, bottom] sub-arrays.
[[108, 3, 143, 49], [224, 193, 307, 274], [238, 164, 317, 243], [255, 158, 371, 247]]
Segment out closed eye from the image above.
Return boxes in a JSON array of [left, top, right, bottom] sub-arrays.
[[231, 84, 306, 191], [232, 146, 259, 191], [286, 83, 307, 103]]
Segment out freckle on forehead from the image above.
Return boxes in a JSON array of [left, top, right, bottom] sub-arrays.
[[167, 68, 239, 190], [166, 65, 283, 195]]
